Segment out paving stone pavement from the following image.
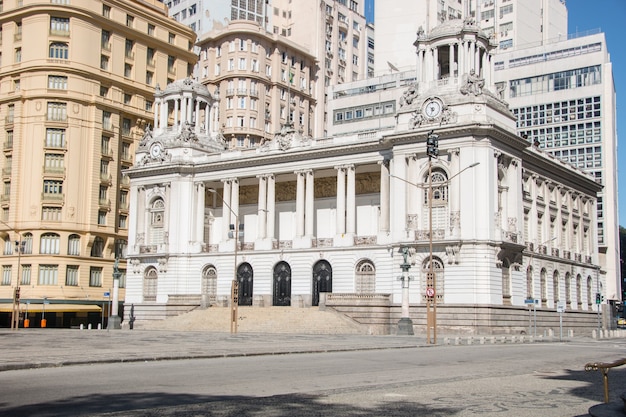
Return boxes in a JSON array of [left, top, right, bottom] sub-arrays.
[[0, 328, 431, 371]]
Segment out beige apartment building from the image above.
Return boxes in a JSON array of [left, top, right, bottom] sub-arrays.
[[0, 0, 196, 328], [197, 20, 317, 147]]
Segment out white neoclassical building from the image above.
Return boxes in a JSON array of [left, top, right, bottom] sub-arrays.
[[124, 20, 603, 334]]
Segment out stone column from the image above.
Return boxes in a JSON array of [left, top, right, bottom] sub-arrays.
[[379, 160, 390, 233], [267, 175, 276, 240], [196, 182, 205, 243], [231, 178, 239, 230], [407, 155, 418, 228], [433, 46, 439, 80], [195, 99, 201, 133], [153, 100, 159, 130], [305, 170, 314, 237], [174, 98, 179, 131], [257, 175, 267, 239], [449, 149, 461, 237], [336, 166, 346, 235], [449, 43, 455, 78], [180, 98, 187, 132], [221, 180, 231, 241], [346, 165, 356, 235], [295, 170, 305, 237]]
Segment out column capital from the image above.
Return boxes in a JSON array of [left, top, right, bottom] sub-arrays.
[[295, 169, 312, 176], [334, 164, 354, 171]]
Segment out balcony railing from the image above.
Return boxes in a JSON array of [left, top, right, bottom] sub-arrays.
[[49, 29, 70, 37], [41, 192, 64, 202]]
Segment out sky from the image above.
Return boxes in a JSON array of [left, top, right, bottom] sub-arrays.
[[364, 0, 625, 227]]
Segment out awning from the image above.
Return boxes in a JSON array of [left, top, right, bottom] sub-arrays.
[[0, 303, 102, 313]]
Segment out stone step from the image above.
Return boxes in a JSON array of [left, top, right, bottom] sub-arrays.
[[137, 306, 366, 334]]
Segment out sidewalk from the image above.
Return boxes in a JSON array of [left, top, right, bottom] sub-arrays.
[[0, 328, 430, 371]]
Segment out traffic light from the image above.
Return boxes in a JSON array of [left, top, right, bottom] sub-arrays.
[[595, 292, 602, 305], [14, 287, 20, 301], [426, 131, 439, 158]]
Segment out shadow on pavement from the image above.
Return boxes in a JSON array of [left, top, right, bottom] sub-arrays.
[[1, 392, 461, 417], [538, 366, 626, 403]]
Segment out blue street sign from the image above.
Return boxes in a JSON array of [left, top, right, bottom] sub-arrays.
[[104, 292, 110, 297]]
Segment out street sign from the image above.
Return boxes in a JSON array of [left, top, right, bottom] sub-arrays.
[[426, 287, 435, 297], [104, 292, 110, 297], [556, 301, 565, 313], [524, 299, 536, 304]]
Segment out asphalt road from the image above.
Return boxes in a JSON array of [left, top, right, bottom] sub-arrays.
[[2, 340, 625, 417]]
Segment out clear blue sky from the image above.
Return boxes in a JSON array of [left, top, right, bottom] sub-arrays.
[[364, 0, 625, 227]]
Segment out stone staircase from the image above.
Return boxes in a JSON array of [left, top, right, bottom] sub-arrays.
[[136, 306, 366, 334]]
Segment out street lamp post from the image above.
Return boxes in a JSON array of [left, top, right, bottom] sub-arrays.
[[107, 258, 122, 330], [208, 188, 241, 334]]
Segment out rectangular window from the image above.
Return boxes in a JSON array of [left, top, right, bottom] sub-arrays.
[[41, 207, 62, 221], [147, 24, 155, 36], [47, 102, 67, 121], [20, 264, 31, 285], [1, 266, 11, 285], [48, 75, 67, 90], [66, 266, 79, 286], [89, 267, 102, 287], [38, 265, 58, 285], [98, 210, 106, 225], [50, 17, 70, 35], [126, 15, 134, 28], [43, 180, 63, 195]]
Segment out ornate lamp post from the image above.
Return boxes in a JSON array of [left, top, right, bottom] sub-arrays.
[[397, 246, 414, 335], [107, 258, 122, 329], [1, 220, 24, 330]]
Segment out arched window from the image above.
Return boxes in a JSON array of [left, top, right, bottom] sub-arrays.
[[502, 259, 511, 304], [201, 265, 217, 305], [565, 273, 571, 306], [423, 169, 449, 231], [3, 238, 11, 255], [149, 198, 165, 244], [143, 267, 158, 301], [422, 257, 444, 303], [68, 234, 80, 256], [22, 233, 33, 254], [40, 233, 60, 254], [576, 274, 582, 308], [526, 266, 533, 299], [586, 276, 593, 311], [540, 268, 547, 306], [91, 236, 104, 257], [49, 42, 69, 59], [553, 270, 560, 303], [355, 259, 376, 293]]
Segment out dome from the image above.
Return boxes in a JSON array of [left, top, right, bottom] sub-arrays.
[[157, 78, 212, 98]]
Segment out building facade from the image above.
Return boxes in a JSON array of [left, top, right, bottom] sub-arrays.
[[125, 21, 602, 334], [494, 31, 620, 301], [0, 0, 196, 327], [197, 20, 317, 148]]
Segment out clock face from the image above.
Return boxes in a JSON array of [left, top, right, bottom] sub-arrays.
[[424, 99, 442, 119], [150, 143, 162, 158]]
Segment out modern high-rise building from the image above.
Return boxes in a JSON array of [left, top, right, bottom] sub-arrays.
[[0, 0, 196, 328], [495, 31, 620, 300]]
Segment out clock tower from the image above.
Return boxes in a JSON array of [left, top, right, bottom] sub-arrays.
[[395, 18, 514, 134]]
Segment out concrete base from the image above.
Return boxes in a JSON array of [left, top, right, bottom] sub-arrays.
[[108, 315, 122, 330], [397, 317, 414, 335]]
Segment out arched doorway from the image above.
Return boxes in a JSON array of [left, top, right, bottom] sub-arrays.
[[312, 260, 332, 306], [273, 261, 291, 306], [237, 262, 253, 306]]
